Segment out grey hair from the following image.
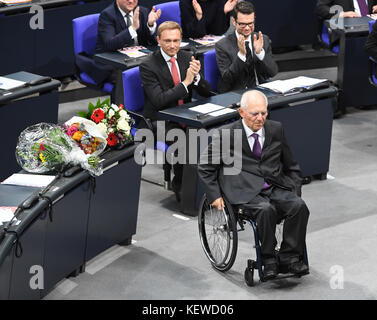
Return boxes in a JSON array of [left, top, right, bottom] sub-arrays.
[[240, 90, 268, 110]]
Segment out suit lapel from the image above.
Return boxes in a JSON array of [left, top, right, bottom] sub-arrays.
[[114, 3, 127, 30], [155, 50, 175, 86], [261, 120, 272, 160], [177, 51, 188, 83], [236, 119, 255, 159]]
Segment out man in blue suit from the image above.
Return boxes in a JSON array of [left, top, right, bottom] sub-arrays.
[[96, 0, 161, 53]]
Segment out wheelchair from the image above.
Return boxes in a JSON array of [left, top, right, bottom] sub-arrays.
[[198, 194, 309, 286]]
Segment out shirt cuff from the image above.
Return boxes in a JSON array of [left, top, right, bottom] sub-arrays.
[[181, 82, 189, 93], [255, 48, 265, 61], [147, 22, 157, 34], [194, 74, 201, 85], [128, 26, 137, 39], [237, 51, 247, 62]]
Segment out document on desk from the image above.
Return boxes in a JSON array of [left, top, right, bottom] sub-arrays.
[[189, 103, 224, 113], [191, 35, 225, 46], [258, 76, 329, 94], [2, 173, 55, 188], [118, 46, 148, 58], [0, 76, 26, 90], [207, 108, 237, 117]]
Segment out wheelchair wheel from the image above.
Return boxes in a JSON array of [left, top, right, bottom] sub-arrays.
[[198, 195, 238, 272]]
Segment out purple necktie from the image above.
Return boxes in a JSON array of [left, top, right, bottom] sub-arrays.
[[357, 0, 369, 16], [252, 133, 270, 190]]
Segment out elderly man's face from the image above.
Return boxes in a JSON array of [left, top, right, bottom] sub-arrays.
[[239, 94, 268, 132], [117, 0, 138, 13]]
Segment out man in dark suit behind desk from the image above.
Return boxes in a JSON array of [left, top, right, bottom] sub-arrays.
[[96, 0, 161, 53], [140, 21, 212, 201], [198, 90, 310, 280], [215, 1, 278, 93], [316, 0, 377, 20]]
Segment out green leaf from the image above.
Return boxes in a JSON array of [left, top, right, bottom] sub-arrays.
[[77, 111, 88, 118], [101, 98, 110, 107]]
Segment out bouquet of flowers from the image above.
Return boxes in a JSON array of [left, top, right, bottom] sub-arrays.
[[78, 98, 134, 148], [63, 116, 107, 156], [15, 123, 102, 176]]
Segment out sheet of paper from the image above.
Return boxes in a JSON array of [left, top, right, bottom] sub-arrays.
[[191, 35, 224, 46], [208, 108, 237, 117], [189, 103, 224, 114], [180, 42, 189, 47], [2, 173, 55, 188], [258, 76, 328, 94], [119, 46, 148, 58], [0, 76, 26, 90], [0, 207, 17, 224]]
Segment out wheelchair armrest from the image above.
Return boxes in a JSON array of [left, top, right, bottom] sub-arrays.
[[126, 109, 154, 131]]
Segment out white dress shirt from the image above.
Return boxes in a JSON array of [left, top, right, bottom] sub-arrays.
[[117, 6, 157, 43], [235, 30, 265, 62], [160, 48, 201, 93], [241, 119, 265, 152]]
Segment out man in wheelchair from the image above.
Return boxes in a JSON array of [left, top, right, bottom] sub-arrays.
[[198, 90, 309, 280]]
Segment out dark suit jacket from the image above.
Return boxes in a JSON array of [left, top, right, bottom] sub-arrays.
[[215, 32, 278, 93], [179, 0, 231, 38], [140, 49, 212, 121], [316, 0, 377, 20], [95, 3, 157, 53], [365, 20, 377, 59], [197, 119, 303, 205]]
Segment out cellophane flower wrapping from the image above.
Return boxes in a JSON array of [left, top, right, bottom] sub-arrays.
[[63, 116, 107, 156], [15, 123, 103, 176]]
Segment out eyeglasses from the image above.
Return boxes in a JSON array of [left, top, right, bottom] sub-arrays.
[[248, 111, 267, 117], [236, 21, 255, 28]]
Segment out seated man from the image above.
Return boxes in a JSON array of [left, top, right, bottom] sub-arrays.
[[365, 21, 377, 61], [198, 90, 310, 280], [316, 0, 377, 49], [96, 0, 161, 53], [179, 0, 237, 39], [140, 21, 212, 201], [316, 0, 377, 20], [215, 1, 278, 93]]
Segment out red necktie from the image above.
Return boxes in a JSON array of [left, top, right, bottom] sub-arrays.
[[169, 57, 184, 106]]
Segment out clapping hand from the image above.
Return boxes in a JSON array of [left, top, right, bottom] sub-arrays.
[[192, 0, 203, 20], [373, 5, 377, 13], [183, 56, 201, 86], [237, 34, 247, 56], [148, 6, 162, 27], [253, 31, 263, 54], [224, 0, 237, 14], [132, 6, 140, 30]]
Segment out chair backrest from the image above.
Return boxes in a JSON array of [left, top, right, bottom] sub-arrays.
[[154, 1, 181, 27], [369, 20, 376, 33], [122, 66, 145, 114], [72, 13, 100, 55], [203, 49, 220, 92]]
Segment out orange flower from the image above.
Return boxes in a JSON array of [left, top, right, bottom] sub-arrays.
[[72, 131, 84, 142]]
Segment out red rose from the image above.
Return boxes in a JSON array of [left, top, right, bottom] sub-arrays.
[[119, 104, 124, 109], [91, 108, 105, 124], [39, 143, 46, 151], [107, 132, 118, 146]]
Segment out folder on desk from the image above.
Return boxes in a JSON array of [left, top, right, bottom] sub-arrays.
[[258, 76, 329, 95], [0, 76, 26, 90]]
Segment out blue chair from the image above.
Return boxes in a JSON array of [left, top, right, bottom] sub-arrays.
[[321, 25, 339, 54], [368, 20, 377, 86], [203, 49, 220, 92], [122, 67, 172, 188], [72, 14, 114, 96], [154, 1, 181, 27]]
